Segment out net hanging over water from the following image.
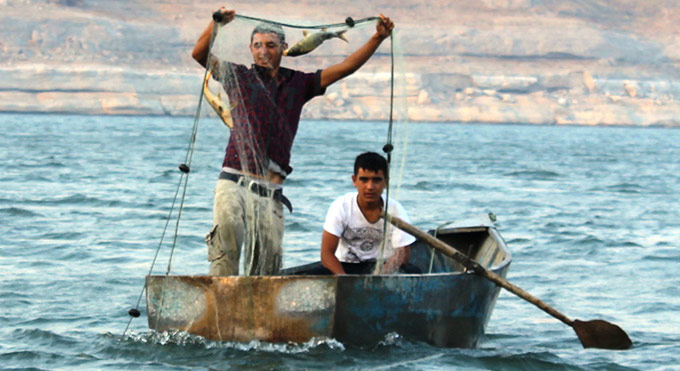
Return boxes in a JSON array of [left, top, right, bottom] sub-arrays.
[[199, 13, 411, 276], [124, 13, 412, 337]]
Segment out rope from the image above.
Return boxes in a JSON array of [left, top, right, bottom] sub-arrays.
[[231, 13, 380, 29], [122, 44, 210, 338], [121, 168, 186, 336], [377, 31, 396, 273]]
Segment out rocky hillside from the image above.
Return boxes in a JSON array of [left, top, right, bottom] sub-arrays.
[[2, 0, 680, 126]]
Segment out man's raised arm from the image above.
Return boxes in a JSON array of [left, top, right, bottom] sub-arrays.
[[192, 8, 236, 67], [320, 14, 394, 89]]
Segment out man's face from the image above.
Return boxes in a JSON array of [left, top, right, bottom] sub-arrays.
[[352, 168, 386, 204], [250, 32, 285, 70]]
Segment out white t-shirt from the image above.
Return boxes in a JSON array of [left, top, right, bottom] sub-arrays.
[[323, 192, 416, 263]]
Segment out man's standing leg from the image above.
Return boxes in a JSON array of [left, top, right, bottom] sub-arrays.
[[245, 193, 283, 275], [206, 179, 245, 276]]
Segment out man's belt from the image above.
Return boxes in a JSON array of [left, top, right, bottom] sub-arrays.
[[219, 171, 293, 213]]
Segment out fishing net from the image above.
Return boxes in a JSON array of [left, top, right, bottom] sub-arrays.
[[199, 13, 410, 275], [124, 12, 412, 339]]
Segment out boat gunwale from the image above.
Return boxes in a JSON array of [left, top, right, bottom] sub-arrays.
[[146, 225, 512, 281]]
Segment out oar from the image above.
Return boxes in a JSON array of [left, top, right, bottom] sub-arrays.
[[383, 213, 633, 350]]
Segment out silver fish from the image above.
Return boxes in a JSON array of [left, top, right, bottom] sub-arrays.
[[203, 70, 236, 129], [283, 29, 348, 57]]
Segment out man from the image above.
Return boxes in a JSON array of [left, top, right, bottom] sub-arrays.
[[319, 152, 419, 275], [191, 8, 395, 276]]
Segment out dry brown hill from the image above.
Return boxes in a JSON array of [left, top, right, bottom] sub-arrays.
[[2, 0, 680, 126]]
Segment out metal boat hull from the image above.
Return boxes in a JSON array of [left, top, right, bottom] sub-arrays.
[[146, 219, 511, 347]]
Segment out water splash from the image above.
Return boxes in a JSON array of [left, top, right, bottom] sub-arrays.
[[121, 330, 345, 353]]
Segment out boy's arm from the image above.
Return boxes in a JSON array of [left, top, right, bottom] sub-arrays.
[[321, 230, 345, 274]]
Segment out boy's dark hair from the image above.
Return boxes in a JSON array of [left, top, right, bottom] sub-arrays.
[[251, 23, 286, 45], [354, 152, 388, 179]]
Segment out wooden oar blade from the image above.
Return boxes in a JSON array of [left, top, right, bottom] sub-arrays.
[[572, 319, 632, 350]]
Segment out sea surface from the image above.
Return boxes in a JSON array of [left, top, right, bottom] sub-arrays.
[[1, 112, 679, 370]]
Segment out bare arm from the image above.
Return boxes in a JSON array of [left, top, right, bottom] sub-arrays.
[[192, 8, 235, 68], [321, 230, 345, 274], [320, 14, 394, 89]]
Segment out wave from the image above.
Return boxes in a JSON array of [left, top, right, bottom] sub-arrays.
[[38, 231, 85, 240], [6, 160, 68, 169], [576, 235, 605, 246], [13, 193, 160, 209], [148, 169, 177, 183], [23, 193, 109, 206], [121, 330, 345, 353], [0, 349, 66, 366], [588, 182, 644, 194], [607, 240, 643, 248], [0, 207, 43, 217], [473, 350, 569, 370], [503, 169, 561, 180], [410, 181, 485, 191], [0, 291, 31, 300], [605, 182, 644, 194], [507, 237, 531, 245], [10, 328, 79, 346], [285, 221, 315, 232]]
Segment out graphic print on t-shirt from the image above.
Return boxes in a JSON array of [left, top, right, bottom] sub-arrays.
[[341, 226, 382, 262]]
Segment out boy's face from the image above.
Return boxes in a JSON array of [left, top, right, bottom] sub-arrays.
[[352, 168, 386, 204]]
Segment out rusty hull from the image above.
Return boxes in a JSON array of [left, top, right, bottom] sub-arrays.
[[146, 275, 336, 343], [145, 220, 511, 347]]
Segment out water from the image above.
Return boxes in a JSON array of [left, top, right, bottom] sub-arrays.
[[1, 112, 679, 370]]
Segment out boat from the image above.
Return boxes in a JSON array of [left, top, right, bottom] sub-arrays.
[[145, 214, 511, 348]]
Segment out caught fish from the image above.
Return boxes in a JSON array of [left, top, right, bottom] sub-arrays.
[[283, 29, 348, 57], [203, 69, 236, 129]]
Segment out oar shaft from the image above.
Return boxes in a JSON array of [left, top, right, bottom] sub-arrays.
[[384, 213, 574, 327]]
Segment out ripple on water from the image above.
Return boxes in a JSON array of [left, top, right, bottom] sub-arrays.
[[506, 237, 531, 245], [641, 247, 680, 262], [286, 221, 315, 233], [409, 180, 487, 192], [23, 193, 105, 206], [503, 169, 562, 180], [92, 256, 134, 265], [7, 160, 67, 170], [0, 207, 43, 217], [0, 349, 69, 366], [11, 328, 79, 347], [575, 235, 605, 246], [38, 231, 86, 241], [605, 240, 643, 248], [595, 182, 644, 194], [474, 351, 575, 370], [148, 169, 176, 183]]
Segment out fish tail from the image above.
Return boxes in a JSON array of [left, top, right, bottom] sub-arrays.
[[337, 30, 349, 43]]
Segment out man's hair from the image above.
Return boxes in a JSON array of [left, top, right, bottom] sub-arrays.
[[354, 152, 388, 179], [251, 23, 286, 45]]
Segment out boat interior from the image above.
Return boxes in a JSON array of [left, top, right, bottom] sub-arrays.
[[281, 223, 510, 276]]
